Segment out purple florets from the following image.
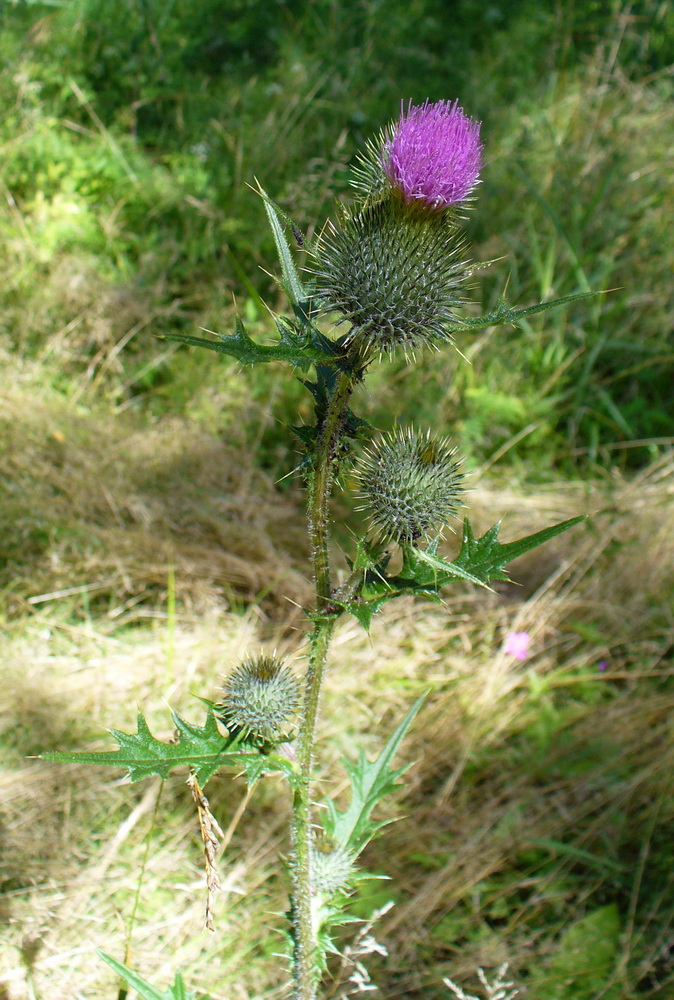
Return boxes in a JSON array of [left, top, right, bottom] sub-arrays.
[[383, 99, 483, 208]]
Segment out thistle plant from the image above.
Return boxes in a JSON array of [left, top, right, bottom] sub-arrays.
[[43, 100, 591, 999]]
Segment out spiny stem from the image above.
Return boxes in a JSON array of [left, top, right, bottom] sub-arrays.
[[291, 368, 354, 1000], [308, 370, 354, 609], [291, 617, 336, 1000]]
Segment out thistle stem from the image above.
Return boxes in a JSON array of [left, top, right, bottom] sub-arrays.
[[308, 370, 354, 610], [291, 369, 354, 1000]]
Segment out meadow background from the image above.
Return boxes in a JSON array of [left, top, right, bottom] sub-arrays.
[[1, 1, 673, 997]]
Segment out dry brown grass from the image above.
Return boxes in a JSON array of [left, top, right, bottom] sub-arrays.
[[0, 351, 311, 624], [1, 399, 673, 997]]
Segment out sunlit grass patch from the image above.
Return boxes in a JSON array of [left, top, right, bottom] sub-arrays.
[[0, 612, 294, 999], [323, 459, 674, 998], [2, 460, 672, 997], [0, 357, 311, 623]]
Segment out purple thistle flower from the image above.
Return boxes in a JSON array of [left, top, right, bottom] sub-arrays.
[[383, 99, 483, 208]]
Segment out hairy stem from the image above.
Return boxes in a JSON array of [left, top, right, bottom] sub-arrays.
[[291, 369, 354, 1000], [308, 370, 354, 610]]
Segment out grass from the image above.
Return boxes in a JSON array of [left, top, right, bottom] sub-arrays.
[[0, 348, 312, 622], [1, 2, 673, 998], [1, 2, 672, 473], [2, 453, 673, 998]]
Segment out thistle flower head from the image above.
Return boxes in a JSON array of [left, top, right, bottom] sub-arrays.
[[357, 427, 466, 544], [383, 99, 482, 208], [217, 654, 300, 743]]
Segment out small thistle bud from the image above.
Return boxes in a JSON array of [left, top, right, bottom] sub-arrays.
[[217, 654, 300, 743], [357, 427, 465, 545], [311, 834, 356, 896]]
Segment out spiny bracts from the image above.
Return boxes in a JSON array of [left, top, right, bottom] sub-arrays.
[[356, 427, 466, 544], [217, 654, 300, 743]]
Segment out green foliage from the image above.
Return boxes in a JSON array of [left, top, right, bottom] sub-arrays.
[[1, 0, 671, 471], [41, 710, 300, 787], [309, 699, 424, 981], [259, 186, 310, 307], [451, 515, 586, 583], [322, 697, 424, 856], [98, 951, 209, 1000], [527, 904, 622, 999], [337, 516, 584, 630], [160, 314, 336, 370]]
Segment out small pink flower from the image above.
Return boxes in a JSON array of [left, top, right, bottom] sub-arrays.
[[383, 99, 483, 209], [503, 631, 530, 660]]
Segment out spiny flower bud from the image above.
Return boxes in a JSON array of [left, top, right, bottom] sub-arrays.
[[312, 197, 471, 357], [357, 427, 465, 544], [311, 834, 356, 896], [217, 654, 300, 743]]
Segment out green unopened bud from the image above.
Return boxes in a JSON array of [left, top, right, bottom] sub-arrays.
[[217, 654, 300, 743], [311, 834, 356, 896], [312, 194, 471, 358], [357, 427, 465, 544]]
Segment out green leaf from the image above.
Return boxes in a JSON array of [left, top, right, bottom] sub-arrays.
[[257, 183, 307, 306], [98, 951, 209, 1000], [336, 595, 390, 631], [447, 289, 602, 337], [41, 710, 300, 787], [323, 696, 424, 856], [333, 538, 395, 629], [398, 542, 489, 589], [336, 536, 484, 630], [160, 314, 335, 370], [453, 515, 585, 584], [338, 518, 584, 629]]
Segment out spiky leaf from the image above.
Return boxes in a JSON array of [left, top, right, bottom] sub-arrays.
[[160, 314, 337, 370], [397, 538, 487, 589], [98, 951, 208, 1000], [257, 183, 308, 307], [446, 289, 601, 337], [453, 515, 585, 584], [323, 697, 424, 855], [338, 517, 584, 628], [42, 710, 299, 787]]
